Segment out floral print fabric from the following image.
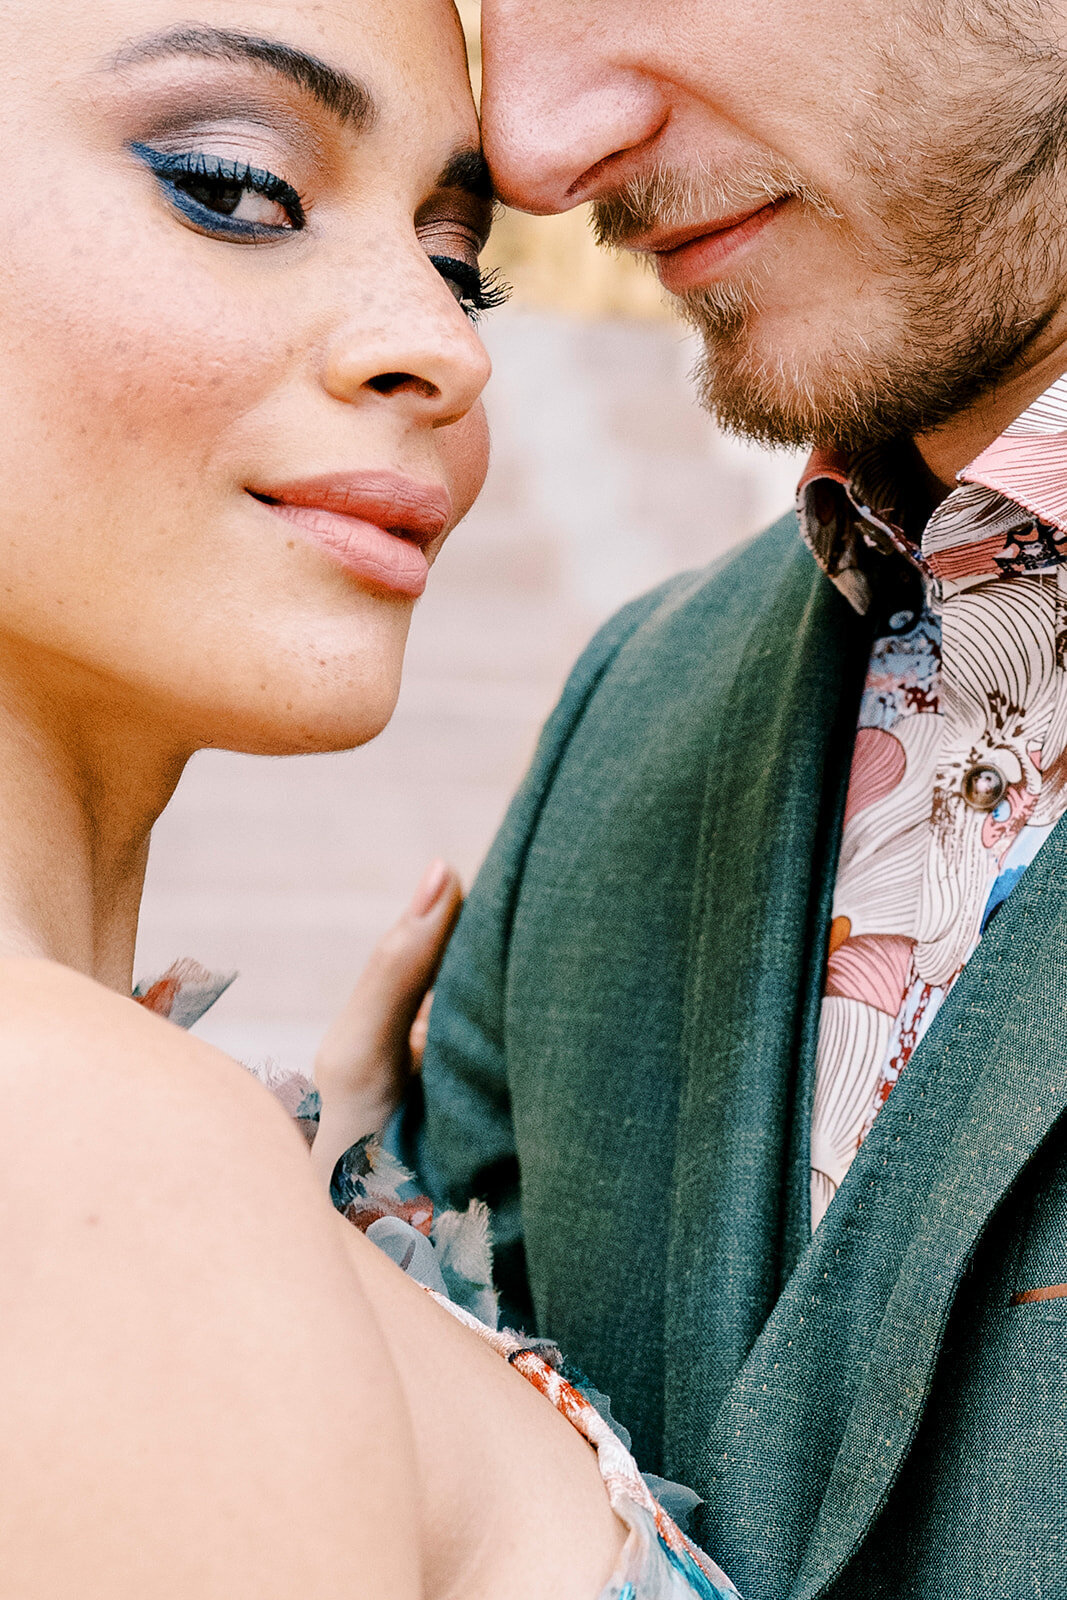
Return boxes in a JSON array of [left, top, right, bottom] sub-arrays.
[[800, 372, 1067, 1228], [328, 1130, 738, 1598], [432, 1290, 739, 1599]]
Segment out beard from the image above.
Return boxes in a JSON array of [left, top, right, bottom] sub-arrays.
[[591, 5, 1067, 451]]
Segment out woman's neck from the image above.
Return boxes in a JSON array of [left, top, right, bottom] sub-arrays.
[[0, 647, 188, 991]]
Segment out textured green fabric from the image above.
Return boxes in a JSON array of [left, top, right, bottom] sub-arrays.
[[405, 511, 1067, 1598]]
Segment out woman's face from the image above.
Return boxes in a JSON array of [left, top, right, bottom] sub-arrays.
[[0, 0, 494, 754]]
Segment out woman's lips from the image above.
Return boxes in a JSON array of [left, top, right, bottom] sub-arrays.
[[648, 199, 784, 295], [249, 471, 453, 600]]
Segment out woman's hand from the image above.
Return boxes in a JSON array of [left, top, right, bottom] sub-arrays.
[[310, 860, 463, 1182]]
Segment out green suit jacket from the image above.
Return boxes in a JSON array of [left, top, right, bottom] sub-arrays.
[[402, 512, 1067, 1599]]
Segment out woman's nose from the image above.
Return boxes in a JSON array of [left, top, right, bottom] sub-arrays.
[[322, 276, 492, 428], [480, 0, 666, 214]]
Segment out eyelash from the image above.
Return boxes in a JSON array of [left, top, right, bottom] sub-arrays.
[[428, 255, 512, 322], [130, 142, 306, 239]]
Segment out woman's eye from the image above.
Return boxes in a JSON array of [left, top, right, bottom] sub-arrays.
[[130, 143, 306, 242], [176, 175, 289, 228], [428, 254, 511, 322]]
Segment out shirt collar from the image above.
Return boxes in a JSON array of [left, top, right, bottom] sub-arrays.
[[799, 370, 1067, 613]]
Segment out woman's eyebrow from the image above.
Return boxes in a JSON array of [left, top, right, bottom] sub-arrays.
[[106, 24, 377, 133], [437, 148, 494, 203], [431, 148, 495, 241]]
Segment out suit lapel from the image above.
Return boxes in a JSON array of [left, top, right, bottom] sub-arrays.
[[685, 810, 1067, 1600], [663, 543, 869, 1488], [792, 816, 1067, 1597]]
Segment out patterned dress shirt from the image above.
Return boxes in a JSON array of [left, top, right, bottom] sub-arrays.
[[800, 372, 1067, 1229]]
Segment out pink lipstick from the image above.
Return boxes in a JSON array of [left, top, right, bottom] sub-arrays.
[[249, 470, 453, 599]]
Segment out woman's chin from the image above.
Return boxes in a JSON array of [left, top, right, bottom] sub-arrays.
[[175, 661, 407, 759]]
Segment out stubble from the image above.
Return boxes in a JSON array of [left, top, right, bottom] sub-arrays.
[[592, 3, 1067, 450]]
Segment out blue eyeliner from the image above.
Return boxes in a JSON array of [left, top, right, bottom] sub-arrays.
[[130, 141, 305, 240]]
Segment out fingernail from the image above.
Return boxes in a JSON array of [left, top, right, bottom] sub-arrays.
[[410, 859, 450, 917]]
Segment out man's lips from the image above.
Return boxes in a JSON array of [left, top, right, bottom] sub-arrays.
[[630, 198, 785, 295], [248, 470, 453, 600]]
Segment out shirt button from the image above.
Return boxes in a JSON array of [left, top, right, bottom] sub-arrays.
[[887, 608, 917, 634], [962, 764, 1008, 811]]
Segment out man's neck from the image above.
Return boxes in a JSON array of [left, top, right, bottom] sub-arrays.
[[914, 312, 1067, 492]]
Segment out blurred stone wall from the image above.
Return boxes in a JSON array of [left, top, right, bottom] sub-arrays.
[[134, 14, 803, 1073]]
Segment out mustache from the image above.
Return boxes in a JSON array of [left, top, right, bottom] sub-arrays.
[[591, 156, 839, 250]]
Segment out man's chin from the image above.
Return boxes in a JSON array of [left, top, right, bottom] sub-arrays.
[[674, 288, 849, 448], [686, 316, 927, 452], [682, 280, 1052, 453], [685, 327, 845, 450]]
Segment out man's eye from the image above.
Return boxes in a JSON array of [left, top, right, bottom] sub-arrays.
[[428, 254, 511, 322], [130, 143, 306, 241]]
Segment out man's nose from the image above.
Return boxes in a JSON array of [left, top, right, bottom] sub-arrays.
[[480, 0, 667, 214]]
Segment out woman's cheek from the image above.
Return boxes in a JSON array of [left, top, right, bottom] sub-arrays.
[[57, 273, 270, 452], [443, 399, 490, 524], [27, 178, 272, 435]]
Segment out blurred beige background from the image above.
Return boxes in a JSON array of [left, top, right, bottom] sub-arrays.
[[134, 10, 803, 1072]]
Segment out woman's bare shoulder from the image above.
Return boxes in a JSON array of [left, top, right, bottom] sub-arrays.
[[0, 954, 331, 1313], [0, 956, 295, 1170], [0, 954, 341, 1315], [0, 954, 265, 1090], [0, 958, 423, 1598]]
